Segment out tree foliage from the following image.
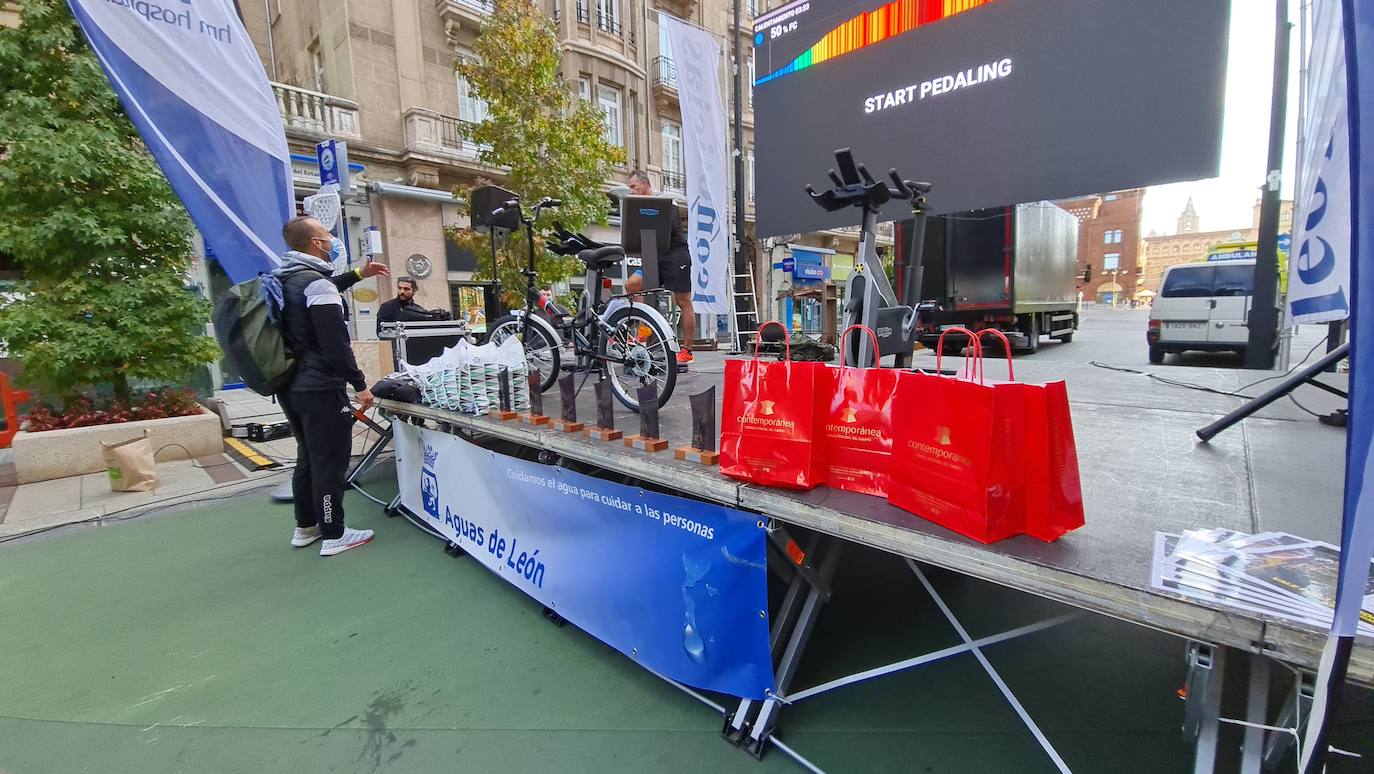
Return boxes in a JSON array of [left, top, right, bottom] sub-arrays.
[[447, 225, 581, 309], [0, 0, 219, 401], [450, 0, 625, 304]]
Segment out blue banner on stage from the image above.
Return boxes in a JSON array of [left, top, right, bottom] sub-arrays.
[[67, 0, 294, 283], [394, 424, 776, 699]]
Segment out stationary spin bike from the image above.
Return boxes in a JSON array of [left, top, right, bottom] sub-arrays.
[[805, 148, 931, 367], [483, 196, 679, 412]]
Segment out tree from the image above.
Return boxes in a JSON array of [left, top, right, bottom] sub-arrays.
[[450, 0, 625, 306], [0, 0, 219, 402]]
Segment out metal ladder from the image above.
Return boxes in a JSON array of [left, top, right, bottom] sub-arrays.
[[730, 256, 760, 353]]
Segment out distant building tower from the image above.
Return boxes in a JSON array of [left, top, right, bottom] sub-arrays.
[[1177, 197, 1200, 235]]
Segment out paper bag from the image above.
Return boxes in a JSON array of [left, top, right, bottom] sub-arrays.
[[102, 430, 159, 492]]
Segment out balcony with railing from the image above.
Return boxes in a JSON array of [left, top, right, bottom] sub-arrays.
[[660, 169, 686, 193], [272, 82, 360, 141], [404, 107, 490, 162], [575, 1, 589, 23], [596, 10, 622, 36], [652, 56, 677, 108], [438, 0, 494, 35]]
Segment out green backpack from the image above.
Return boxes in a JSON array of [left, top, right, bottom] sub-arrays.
[[213, 272, 298, 395]]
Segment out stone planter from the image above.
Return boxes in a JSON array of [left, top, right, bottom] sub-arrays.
[[12, 408, 223, 484]]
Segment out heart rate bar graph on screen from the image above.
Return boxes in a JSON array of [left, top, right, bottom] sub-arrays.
[[756, 0, 995, 86]]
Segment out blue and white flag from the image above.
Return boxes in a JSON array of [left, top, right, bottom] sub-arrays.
[[1301, 2, 1372, 770], [68, 0, 293, 283], [1288, 0, 1353, 325], [661, 14, 732, 314]]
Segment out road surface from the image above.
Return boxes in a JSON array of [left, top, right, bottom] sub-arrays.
[[913, 306, 1335, 371]]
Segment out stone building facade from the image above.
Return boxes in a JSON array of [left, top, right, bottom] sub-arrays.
[[1139, 199, 1294, 297], [1056, 189, 1145, 305], [235, 0, 767, 339]]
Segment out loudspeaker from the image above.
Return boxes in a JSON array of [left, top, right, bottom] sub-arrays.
[[471, 185, 520, 232]]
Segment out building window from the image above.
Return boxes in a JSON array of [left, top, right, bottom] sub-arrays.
[[1104, 193, 1118, 201], [661, 120, 683, 189], [578, 76, 590, 101], [448, 284, 489, 334], [626, 92, 637, 168], [1103, 253, 1120, 271], [747, 144, 755, 202], [1103, 231, 1112, 245], [456, 70, 489, 124], [596, 0, 620, 34], [748, 54, 755, 106], [310, 44, 327, 94], [597, 85, 622, 147], [659, 23, 672, 59]]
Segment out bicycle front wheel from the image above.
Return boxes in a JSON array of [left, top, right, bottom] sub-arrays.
[[598, 306, 677, 412], [486, 314, 561, 393]]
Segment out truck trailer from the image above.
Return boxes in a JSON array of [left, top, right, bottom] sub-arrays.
[[894, 202, 1080, 353]]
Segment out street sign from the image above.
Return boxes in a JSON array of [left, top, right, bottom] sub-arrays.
[[316, 139, 350, 192]]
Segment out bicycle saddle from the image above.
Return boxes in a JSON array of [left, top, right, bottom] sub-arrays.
[[578, 245, 625, 267]]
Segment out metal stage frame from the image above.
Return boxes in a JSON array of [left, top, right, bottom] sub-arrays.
[[369, 359, 1364, 773]]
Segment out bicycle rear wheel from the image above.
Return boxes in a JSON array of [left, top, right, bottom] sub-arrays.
[[487, 314, 561, 392], [598, 306, 677, 411]]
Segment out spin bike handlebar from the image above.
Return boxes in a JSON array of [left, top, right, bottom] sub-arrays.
[[805, 149, 932, 213], [490, 196, 562, 221]]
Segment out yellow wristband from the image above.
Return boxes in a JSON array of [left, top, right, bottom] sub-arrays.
[[354, 267, 363, 279]]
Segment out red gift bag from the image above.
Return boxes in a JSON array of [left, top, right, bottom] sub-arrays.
[[965, 329, 1085, 542], [720, 321, 827, 490], [1020, 379, 1085, 542], [888, 328, 1030, 543], [968, 330, 1084, 542], [819, 325, 899, 497]]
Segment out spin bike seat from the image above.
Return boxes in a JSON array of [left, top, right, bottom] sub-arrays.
[[579, 245, 625, 268]]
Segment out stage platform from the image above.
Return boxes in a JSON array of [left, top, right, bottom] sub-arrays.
[[378, 350, 1365, 684]]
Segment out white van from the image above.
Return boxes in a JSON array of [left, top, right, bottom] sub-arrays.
[[1147, 260, 1260, 364]]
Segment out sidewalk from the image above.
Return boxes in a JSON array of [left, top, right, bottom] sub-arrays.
[[0, 389, 388, 540], [0, 447, 287, 540]]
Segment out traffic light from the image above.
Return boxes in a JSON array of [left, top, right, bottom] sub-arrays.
[[1083, 265, 1092, 283]]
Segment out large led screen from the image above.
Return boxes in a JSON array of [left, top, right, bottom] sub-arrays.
[[752, 0, 1231, 236]]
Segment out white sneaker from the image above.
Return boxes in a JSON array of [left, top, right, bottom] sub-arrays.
[[291, 526, 321, 548], [320, 527, 374, 557]]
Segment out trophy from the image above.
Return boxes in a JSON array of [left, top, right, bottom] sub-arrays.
[[554, 373, 583, 432], [674, 386, 719, 464], [624, 384, 668, 452], [496, 367, 518, 421], [584, 377, 622, 441], [519, 370, 550, 426]]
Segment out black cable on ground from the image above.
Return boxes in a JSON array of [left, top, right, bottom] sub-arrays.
[[1089, 334, 1339, 404]]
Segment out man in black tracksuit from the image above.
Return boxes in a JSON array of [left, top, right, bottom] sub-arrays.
[[276, 216, 376, 557], [376, 277, 450, 325]]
